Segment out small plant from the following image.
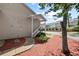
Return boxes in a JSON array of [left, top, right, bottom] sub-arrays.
[[39, 35, 48, 43], [35, 32, 48, 43], [36, 32, 46, 37]]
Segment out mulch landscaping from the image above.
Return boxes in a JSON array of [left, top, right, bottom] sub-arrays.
[[16, 35, 79, 56], [0, 37, 26, 54]]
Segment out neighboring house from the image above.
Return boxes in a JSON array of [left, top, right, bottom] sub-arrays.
[[46, 18, 78, 31], [46, 22, 61, 31], [0, 4, 46, 49]]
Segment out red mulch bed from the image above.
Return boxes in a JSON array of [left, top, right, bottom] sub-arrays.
[[16, 35, 79, 56], [0, 37, 26, 53]]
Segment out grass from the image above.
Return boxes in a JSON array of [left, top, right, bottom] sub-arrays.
[[69, 32, 79, 37]]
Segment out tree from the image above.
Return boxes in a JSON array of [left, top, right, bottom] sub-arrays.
[[39, 3, 77, 55]]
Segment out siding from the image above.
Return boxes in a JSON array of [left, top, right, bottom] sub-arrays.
[[0, 3, 40, 40]]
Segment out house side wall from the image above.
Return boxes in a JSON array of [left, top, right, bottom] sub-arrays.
[[0, 3, 34, 40]]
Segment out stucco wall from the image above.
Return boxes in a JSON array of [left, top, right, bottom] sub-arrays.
[[0, 3, 40, 40]]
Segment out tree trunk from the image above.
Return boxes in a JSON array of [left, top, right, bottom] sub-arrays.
[[61, 11, 70, 55]]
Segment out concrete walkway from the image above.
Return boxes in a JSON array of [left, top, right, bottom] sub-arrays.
[[0, 38, 34, 56], [1, 44, 34, 56]]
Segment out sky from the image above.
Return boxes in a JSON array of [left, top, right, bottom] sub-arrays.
[[26, 3, 79, 24]]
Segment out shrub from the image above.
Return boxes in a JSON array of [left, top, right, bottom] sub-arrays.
[[35, 32, 48, 43], [36, 32, 46, 37], [39, 35, 48, 43]]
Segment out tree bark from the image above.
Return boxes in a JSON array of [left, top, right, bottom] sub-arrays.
[[61, 10, 70, 55]]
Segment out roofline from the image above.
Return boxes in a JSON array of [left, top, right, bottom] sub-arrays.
[[38, 14, 46, 21], [21, 4, 46, 21], [21, 3, 36, 15]]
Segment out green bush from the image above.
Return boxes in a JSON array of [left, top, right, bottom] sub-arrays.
[[35, 32, 48, 43], [36, 32, 46, 37], [39, 35, 48, 43]]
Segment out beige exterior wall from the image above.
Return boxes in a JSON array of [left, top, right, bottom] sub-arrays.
[[0, 3, 40, 40]]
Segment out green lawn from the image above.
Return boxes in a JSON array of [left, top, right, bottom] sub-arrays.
[[69, 32, 79, 37]]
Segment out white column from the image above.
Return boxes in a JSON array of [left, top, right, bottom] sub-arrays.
[[31, 15, 33, 38]]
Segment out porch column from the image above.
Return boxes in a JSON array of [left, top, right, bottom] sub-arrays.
[[31, 15, 33, 38]]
